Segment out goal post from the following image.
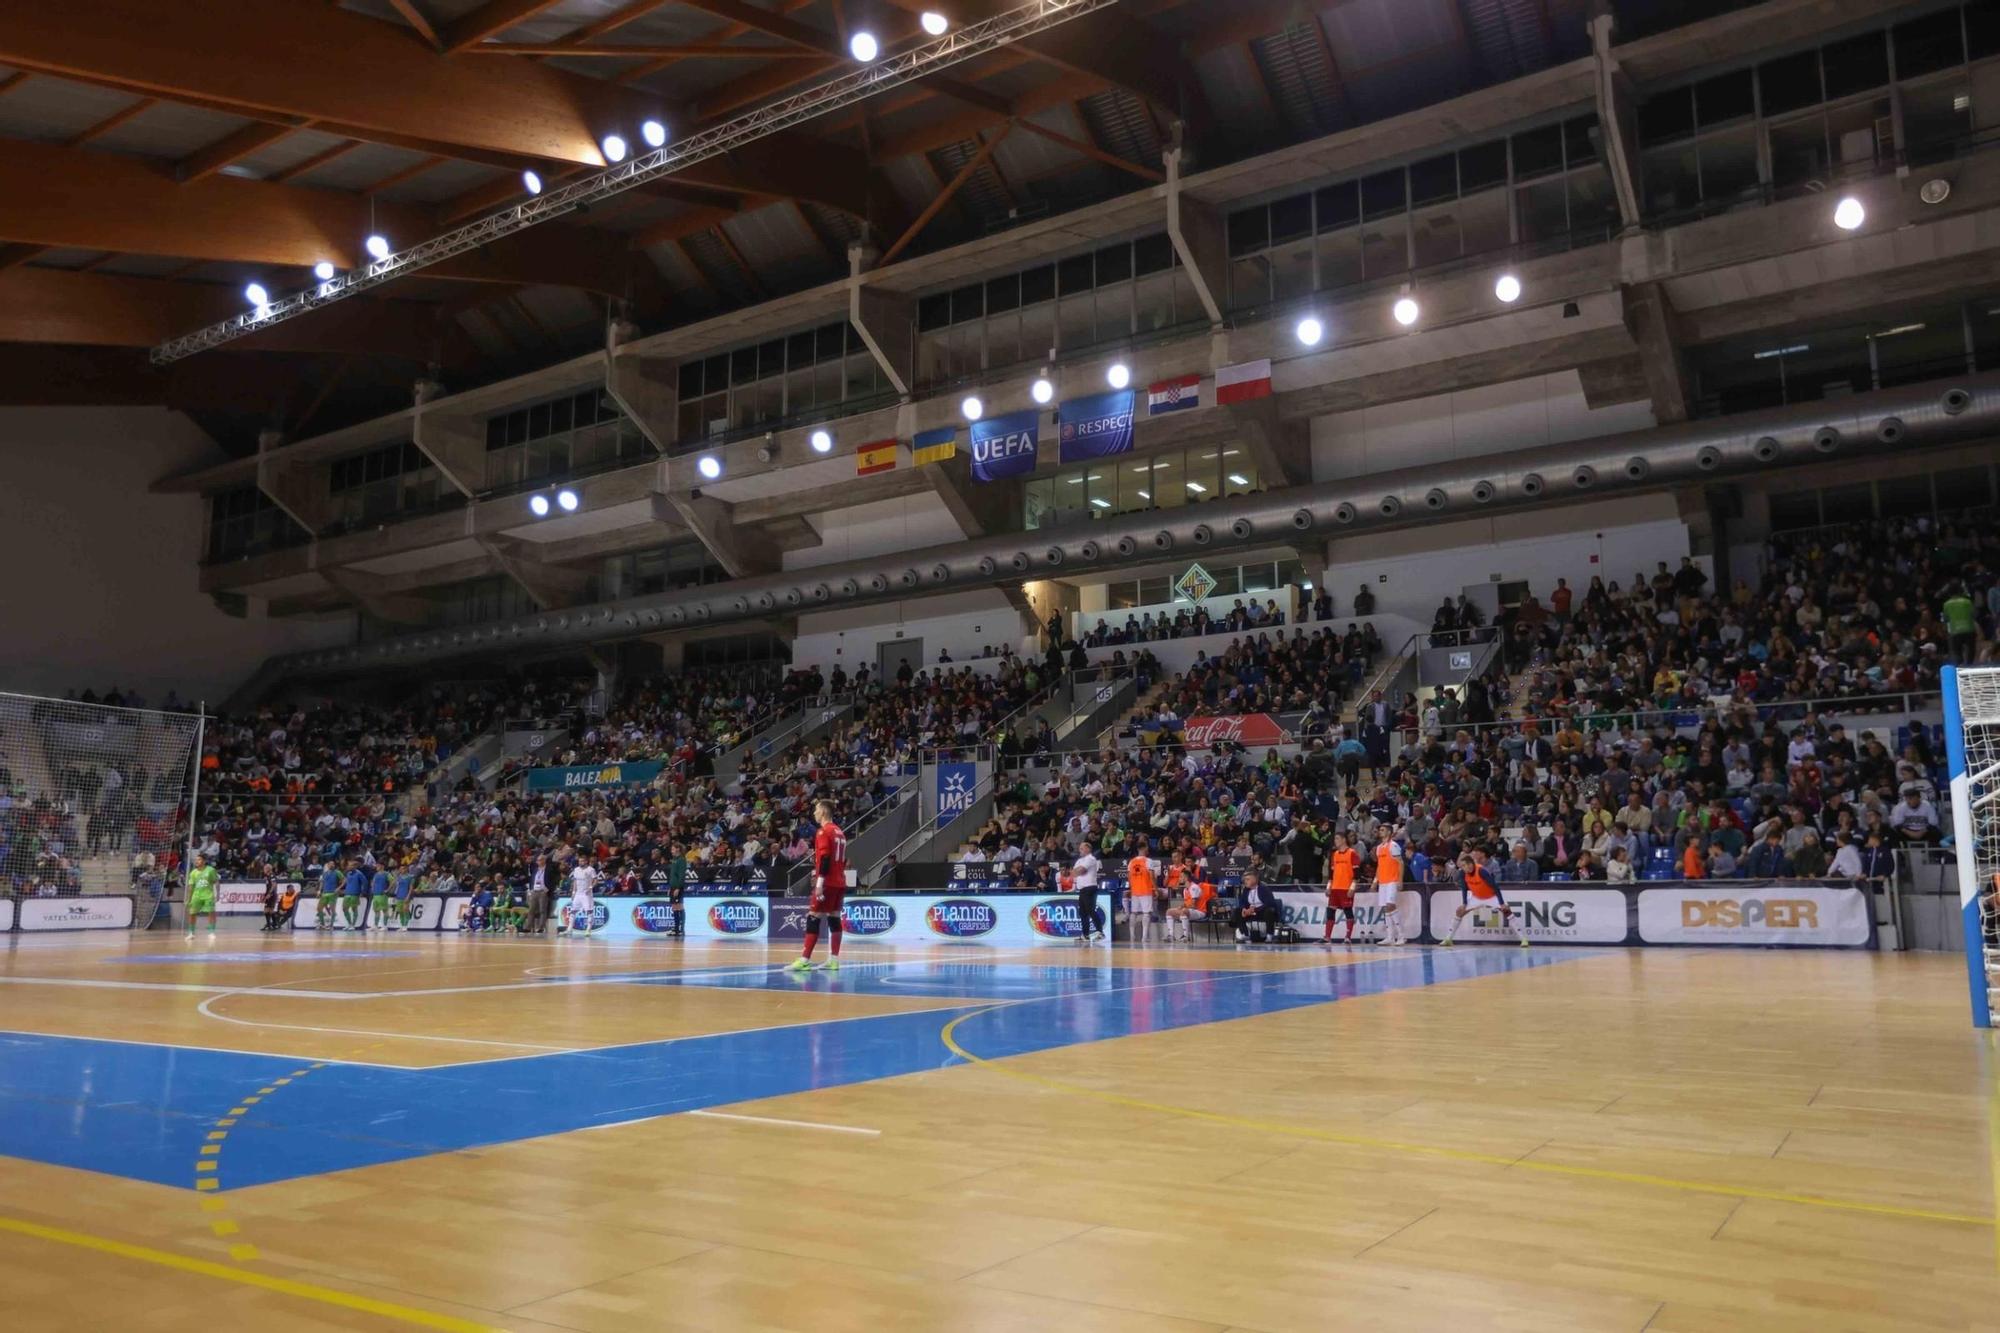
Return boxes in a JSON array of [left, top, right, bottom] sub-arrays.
[[1942, 665, 1999, 1028], [0, 690, 205, 930]]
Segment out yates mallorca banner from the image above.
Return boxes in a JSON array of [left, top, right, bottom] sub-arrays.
[[970, 409, 1039, 482], [1056, 389, 1135, 464], [523, 761, 665, 792]]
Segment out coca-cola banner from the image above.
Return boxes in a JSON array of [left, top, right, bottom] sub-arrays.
[[1183, 713, 1296, 748]]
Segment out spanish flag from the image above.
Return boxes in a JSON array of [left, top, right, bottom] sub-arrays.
[[912, 427, 957, 466], [855, 440, 898, 475]]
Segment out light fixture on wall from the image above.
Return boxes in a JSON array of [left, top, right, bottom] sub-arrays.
[[697, 455, 722, 480], [961, 395, 983, 421], [849, 31, 879, 61], [556, 488, 580, 512], [528, 494, 551, 517], [1494, 273, 1522, 303], [1105, 362, 1130, 390], [1832, 196, 1865, 230], [1295, 316, 1323, 347], [810, 428, 833, 454], [1030, 375, 1054, 404], [1392, 295, 1420, 327]]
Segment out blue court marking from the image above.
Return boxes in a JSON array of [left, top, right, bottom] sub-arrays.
[[636, 961, 1281, 1000], [0, 948, 1589, 1191]]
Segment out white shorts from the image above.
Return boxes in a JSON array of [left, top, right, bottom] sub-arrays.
[[1129, 893, 1154, 915], [571, 889, 594, 914], [1375, 883, 1402, 911]]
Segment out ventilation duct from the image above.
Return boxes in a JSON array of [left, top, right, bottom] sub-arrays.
[[282, 377, 2000, 675]]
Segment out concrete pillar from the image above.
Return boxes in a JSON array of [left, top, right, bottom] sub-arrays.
[[254, 428, 334, 533], [1591, 14, 1644, 232], [1165, 147, 1226, 328], [411, 406, 487, 496], [606, 326, 679, 453], [850, 246, 915, 398]]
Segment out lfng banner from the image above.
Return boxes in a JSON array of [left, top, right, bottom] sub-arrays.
[[1056, 389, 1135, 464], [970, 409, 1039, 482]]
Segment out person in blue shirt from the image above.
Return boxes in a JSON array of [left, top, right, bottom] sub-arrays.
[[342, 864, 368, 929], [465, 883, 494, 933], [1409, 847, 1434, 885], [368, 866, 392, 931], [317, 863, 341, 929], [391, 866, 416, 930]]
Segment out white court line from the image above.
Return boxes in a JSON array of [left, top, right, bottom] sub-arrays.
[[0, 976, 359, 999], [0, 1026, 409, 1069], [193, 993, 576, 1053], [688, 1109, 880, 1136]]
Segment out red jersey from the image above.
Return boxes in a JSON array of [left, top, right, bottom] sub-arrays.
[[813, 822, 848, 895]]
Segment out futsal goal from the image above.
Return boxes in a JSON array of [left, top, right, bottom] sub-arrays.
[[0, 691, 205, 931], [1943, 665, 2000, 1028]]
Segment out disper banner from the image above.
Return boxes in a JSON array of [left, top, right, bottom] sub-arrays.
[[524, 761, 665, 792], [969, 409, 1039, 482], [1056, 389, 1135, 464], [1637, 882, 1873, 947], [20, 896, 134, 932], [935, 762, 977, 823]]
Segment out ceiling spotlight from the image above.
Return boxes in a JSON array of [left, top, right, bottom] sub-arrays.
[[1295, 316, 1323, 347], [1832, 195, 1865, 230], [1030, 376, 1054, 405], [522, 169, 543, 196], [641, 119, 668, 148], [1392, 296, 1420, 326], [364, 234, 391, 260], [312, 261, 335, 282], [1106, 362, 1130, 390], [556, 488, 579, 512], [243, 282, 269, 307], [1494, 273, 1522, 304], [810, 428, 833, 454], [921, 11, 949, 34], [697, 455, 722, 481], [849, 31, 879, 61], [601, 133, 628, 163], [528, 494, 551, 518], [961, 395, 983, 421]]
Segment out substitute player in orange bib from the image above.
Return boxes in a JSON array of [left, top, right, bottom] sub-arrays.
[[1371, 827, 1408, 946], [788, 801, 849, 972], [1323, 832, 1361, 945], [1126, 848, 1160, 945], [1439, 847, 1528, 947]]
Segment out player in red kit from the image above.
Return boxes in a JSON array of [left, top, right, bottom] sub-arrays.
[[788, 801, 849, 972]]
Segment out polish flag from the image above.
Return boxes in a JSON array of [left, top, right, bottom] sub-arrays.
[[1215, 358, 1272, 406]]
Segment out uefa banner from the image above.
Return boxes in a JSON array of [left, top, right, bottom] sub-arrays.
[[1636, 883, 1873, 947], [18, 895, 134, 932], [523, 760, 665, 793]]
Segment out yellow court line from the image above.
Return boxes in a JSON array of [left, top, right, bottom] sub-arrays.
[[0, 1214, 506, 1332], [939, 1007, 1997, 1230]]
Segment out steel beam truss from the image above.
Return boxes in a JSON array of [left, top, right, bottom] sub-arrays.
[[150, 0, 1114, 364]]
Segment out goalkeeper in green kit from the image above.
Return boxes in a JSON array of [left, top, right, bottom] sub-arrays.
[[185, 853, 219, 941]]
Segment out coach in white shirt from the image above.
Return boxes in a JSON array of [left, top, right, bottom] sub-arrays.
[[1071, 843, 1103, 945]]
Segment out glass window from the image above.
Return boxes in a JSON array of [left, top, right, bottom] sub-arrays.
[[917, 293, 950, 331], [1637, 87, 1694, 145], [1515, 177, 1570, 241], [1759, 49, 1822, 116], [1227, 207, 1268, 257], [1972, 0, 2000, 59], [950, 283, 982, 324], [1893, 9, 1965, 78], [1875, 472, 1934, 518], [1458, 188, 1509, 257], [817, 323, 846, 361], [1359, 214, 1407, 278], [1020, 264, 1055, 306], [1699, 129, 1759, 204], [1269, 193, 1311, 244], [1821, 30, 1887, 98], [1095, 242, 1131, 284], [730, 347, 757, 384], [678, 361, 702, 398], [1935, 464, 1995, 507], [1411, 204, 1461, 267], [1459, 140, 1507, 192], [757, 339, 783, 377], [985, 272, 1020, 314], [1314, 180, 1359, 230], [1409, 153, 1456, 206], [1825, 96, 1890, 174], [1821, 481, 1873, 523], [1360, 168, 1405, 220], [1768, 489, 1821, 531], [1057, 253, 1094, 295], [786, 331, 814, 369], [1695, 69, 1754, 127], [1902, 77, 1973, 164], [1769, 114, 1831, 194], [1133, 231, 1174, 277], [1873, 316, 1966, 388], [1563, 115, 1600, 165], [1315, 219, 1362, 289], [1641, 142, 1701, 215]]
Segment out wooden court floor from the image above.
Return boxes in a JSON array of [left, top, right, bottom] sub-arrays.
[[0, 929, 1994, 1332]]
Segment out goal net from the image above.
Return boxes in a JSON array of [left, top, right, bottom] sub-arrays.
[[0, 691, 205, 931], [1943, 665, 2000, 1028]]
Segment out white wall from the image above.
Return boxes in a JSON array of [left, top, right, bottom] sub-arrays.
[[790, 590, 1030, 676], [782, 490, 967, 570], [1320, 496, 1693, 628], [0, 407, 351, 703], [1310, 370, 1658, 478]]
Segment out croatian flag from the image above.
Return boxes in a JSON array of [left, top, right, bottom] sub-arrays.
[[1215, 358, 1272, 406], [1147, 374, 1201, 415]]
